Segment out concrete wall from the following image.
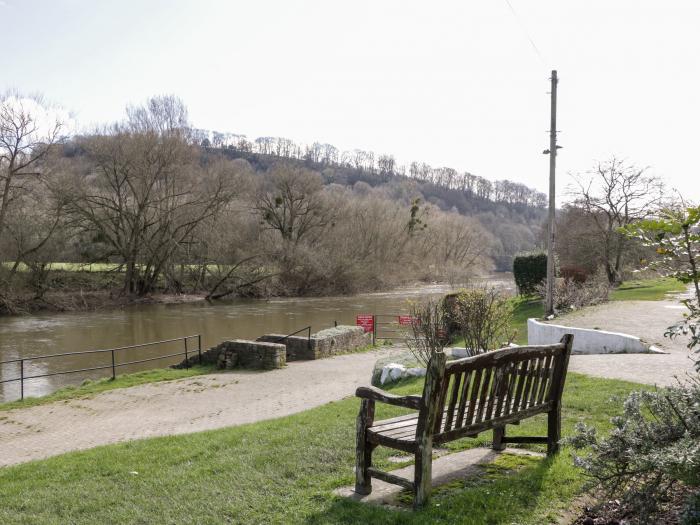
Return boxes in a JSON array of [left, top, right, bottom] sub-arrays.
[[527, 318, 664, 354]]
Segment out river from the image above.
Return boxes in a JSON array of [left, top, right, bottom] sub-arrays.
[[0, 276, 514, 402]]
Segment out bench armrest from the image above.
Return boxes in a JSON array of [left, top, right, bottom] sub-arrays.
[[355, 386, 422, 410]]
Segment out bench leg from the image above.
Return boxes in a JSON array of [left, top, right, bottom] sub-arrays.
[[547, 406, 561, 456], [355, 399, 374, 495], [414, 442, 432, 509], [492, 426, 506, 451]]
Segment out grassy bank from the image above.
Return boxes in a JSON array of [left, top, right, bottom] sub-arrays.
[[0, 365, 214, 412], [0, 372, 643, 524], [609, 277, 686, 301]]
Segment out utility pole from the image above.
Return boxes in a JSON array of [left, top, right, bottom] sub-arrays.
[[545, 70, 558, 317]]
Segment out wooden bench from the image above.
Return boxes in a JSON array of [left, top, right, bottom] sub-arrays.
[[354, 334, 573, 508]]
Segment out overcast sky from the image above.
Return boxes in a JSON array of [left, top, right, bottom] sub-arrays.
[[2, 0, 698, 202]]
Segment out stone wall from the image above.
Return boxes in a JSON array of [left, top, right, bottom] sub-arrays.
[[174, 339, 286, 370], [257, 325, 371, 361], [255, 334, 314, 360]]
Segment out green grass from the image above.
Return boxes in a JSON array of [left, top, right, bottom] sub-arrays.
[[0, 365, 215, 412], [0, 372, 645, 524], [610, 277, 687, 301]]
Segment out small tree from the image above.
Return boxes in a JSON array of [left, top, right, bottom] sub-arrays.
[[404, 299, 449, 367], [622, 205, 700, 369], [569, 158, 664, 285], [453, 288, 515, 353]]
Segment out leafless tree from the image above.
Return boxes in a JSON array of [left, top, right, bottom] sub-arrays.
[[63, 96, 238, 295], [569, 158, 664, 284], [0, 91, 64, 242], [255, 163, 334, 247]]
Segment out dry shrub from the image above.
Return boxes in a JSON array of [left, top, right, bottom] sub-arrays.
[[537, 268, 610, 311], [404, 299, 449, 367], [451, 287, 515, 354]]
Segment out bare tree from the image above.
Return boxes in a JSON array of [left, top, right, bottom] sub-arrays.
[[255, 163, 334, 247], [64, 96, 238, 295], [569, 158, 664, 284], [0, 92, 64, 242]]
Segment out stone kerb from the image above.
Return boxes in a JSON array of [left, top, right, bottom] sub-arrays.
[[527, 318, 664, 354]]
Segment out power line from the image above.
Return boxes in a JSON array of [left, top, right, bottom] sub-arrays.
[[503, 0, 547, 67]]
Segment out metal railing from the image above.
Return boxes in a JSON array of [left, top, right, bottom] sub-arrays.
[[372, 313, 409, 343], [0, 334, 201, 400], [271, 325, 312, 350]]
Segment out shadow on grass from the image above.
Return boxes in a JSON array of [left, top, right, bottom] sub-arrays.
[[306, 453, 567, 525]]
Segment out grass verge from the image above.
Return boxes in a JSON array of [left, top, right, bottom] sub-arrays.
[[0, 372, 644, 524], [610, 277, 687, 301], [0, 365, 215, 412]]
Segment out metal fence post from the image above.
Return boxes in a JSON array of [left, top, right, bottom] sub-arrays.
[[372, 315, 376, 346], [184, 337, 189, 369], [111, 350, 116, 380], [307, 326, 311, 351], [197, 335, 202, 365], [20, 359, 24, 401]]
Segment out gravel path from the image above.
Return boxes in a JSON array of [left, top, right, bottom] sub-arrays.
[[0, 347, 403, 468], [560, 299, 696, 386]]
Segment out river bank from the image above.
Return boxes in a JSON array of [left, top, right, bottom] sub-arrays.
[[1, 268, 505, 317]]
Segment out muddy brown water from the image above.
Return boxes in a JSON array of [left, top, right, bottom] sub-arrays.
[[0, 277, 513, 402]]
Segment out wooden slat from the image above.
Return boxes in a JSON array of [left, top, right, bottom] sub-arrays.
[[519, 359, 535, 411], [485, 366, 503, 420], [528, 357, 544, 409], [475, 367, 493, 423], [511, 360, 528, 413], [501, 436, 549, 444], [501, 362, 517, 417], [433, 367, 452, 433], [435, 401, 553, 444], [444, 343, 564, 374], [538, 354, 554, 404], [465, 368, 482, 426], [443, 372, 463, 432], [455, 370, 473, 429], [368, 467, 415, 490]]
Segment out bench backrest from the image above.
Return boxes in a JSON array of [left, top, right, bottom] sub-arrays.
[[416, 334, 573, 441]]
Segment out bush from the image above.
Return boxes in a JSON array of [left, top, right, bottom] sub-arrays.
[[404, 298, 450, 367], [449, 287, 515, 353], [567, 377, 700, 522], [536, 268, 610, 311], [513, 252, 548, 295]]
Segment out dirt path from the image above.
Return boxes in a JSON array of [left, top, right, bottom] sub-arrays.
[[0, 347, 403, 468], [559, 299, 696, 386]]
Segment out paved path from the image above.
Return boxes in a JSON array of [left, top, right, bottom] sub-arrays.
[[1, 299, 695, 469], [560, 299, 696, 386], [0, 347, 402, 468]]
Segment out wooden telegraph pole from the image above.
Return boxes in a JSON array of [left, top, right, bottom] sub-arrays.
[[545, 70, 558, 317]]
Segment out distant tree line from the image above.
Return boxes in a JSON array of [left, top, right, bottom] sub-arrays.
[[192, 130, 548, 208]]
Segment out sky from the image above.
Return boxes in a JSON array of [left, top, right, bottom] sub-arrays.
[[1, 0, 699, 202]]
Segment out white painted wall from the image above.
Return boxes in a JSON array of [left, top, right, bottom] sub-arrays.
[[527, 318, 664, 355]]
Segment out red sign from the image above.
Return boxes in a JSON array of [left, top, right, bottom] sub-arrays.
[[398, 315, 418, 326], [356, 314, 374, 333]]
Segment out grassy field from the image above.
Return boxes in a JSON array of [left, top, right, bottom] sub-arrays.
[[0, 372, 644, 524], [0, 365, 214, 412], [609, 277, 687, 301]]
